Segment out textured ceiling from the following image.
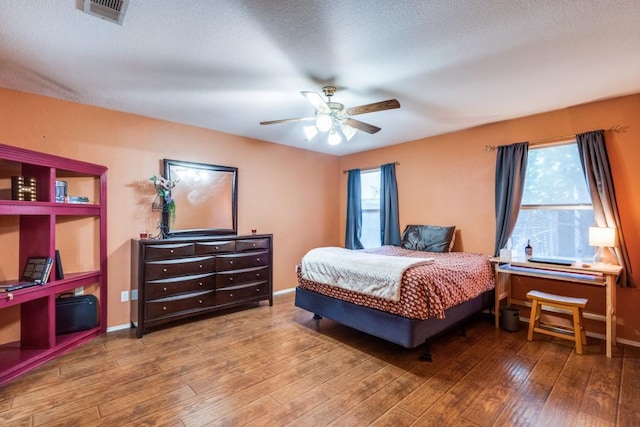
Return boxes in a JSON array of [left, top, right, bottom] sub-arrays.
[[1, 1, 639, 155]]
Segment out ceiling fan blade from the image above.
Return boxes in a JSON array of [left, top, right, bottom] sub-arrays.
[[260, 117, 315, 125], [301, 91, 331, 114], [344, 118, 381, 134], [346, 99, 400, 116]]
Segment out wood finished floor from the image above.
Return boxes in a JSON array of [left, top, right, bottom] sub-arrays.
[[1, 292, 639, 426]]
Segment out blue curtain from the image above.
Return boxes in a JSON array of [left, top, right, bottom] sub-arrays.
[[380, 163, 401, 246], [577, 130, 632, 287], [494, 142, 528, 256], [345, 169, 364, 249]]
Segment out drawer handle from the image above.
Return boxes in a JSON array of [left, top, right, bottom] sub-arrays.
[[229, 277, 234, 281], [170, 249, 174, 253], [252, 243, 256, 247], [256, 288, 260, 293], [229, 293, 234, 297], [199, 264, 203, 268], [163, 268, 167, 272], [256, 258, 260, 262], [198, 299, 203, 304], [199, 282, 203, 286], [229, 261, 234, 265], [215, 246, 219, 250], [163, 306, 167, 310], [163, 287, 167, 291], [256, 273, 260, 277]]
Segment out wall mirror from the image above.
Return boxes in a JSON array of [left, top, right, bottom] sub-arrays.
[[162, 159, 237, 237]]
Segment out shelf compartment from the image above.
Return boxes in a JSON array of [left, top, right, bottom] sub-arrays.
[[0, 327, 101, 386], [0, 271, 101, 308], [0, 200, 101, 215]]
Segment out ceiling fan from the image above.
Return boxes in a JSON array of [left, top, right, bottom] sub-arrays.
[[260, 86, 400, 145]]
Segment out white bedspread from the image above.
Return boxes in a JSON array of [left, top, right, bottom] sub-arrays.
[[300, 247, 434, 301]]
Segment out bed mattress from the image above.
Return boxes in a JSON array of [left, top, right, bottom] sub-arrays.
[[297, 246, 495, 320]]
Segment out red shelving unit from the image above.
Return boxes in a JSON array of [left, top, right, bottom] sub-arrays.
[[0, 143, 107, 386]]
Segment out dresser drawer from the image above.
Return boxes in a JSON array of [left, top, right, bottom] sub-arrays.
[[145, 256, 215, 280], [145, 243, 194, 260], [236, 238, 270, 252], [215, 251, 269, 272], [216, 283, 269, 305], [195, 240, 236, 254], [215, 266, 269, 289], [145, 273, 215, 300], [145, 291, 216, 321]]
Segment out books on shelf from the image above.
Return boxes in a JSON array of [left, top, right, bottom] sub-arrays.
[[67, 196, 90, 204], [0, 256, 54, 292], [55, 180, 67, 203], [55, 181, 90, 203]]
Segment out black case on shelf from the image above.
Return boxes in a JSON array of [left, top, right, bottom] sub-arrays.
[[55, 294, 98, 335]]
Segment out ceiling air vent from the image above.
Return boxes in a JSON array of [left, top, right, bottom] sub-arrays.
[[83, 0, 130, 25]]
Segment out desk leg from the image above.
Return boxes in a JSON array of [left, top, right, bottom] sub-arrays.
[[494, 264, 500, 328], [493, 264, 510, 329], [605, 274, 616, 358]]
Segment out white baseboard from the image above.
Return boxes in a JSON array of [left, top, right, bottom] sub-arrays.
[[106, 323, 133, 333], [106, 288, 297, 333], [110, 290, 640, 348], [518, 316, 640, 348]]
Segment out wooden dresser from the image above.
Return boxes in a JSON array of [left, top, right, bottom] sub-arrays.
[[132, 234, 272, 338]]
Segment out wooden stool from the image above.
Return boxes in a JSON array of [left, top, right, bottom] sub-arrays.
[[526, 290, 588, 354]]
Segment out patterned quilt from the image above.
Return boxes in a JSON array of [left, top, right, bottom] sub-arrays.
[[296, 246, 495, 320]]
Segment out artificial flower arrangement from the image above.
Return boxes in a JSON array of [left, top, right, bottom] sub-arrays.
[[150, 175, 179, 222]]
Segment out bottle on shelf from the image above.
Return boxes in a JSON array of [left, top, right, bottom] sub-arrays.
[[525, 239, 533, 259]]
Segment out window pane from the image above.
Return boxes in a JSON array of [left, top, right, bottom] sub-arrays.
[[361, 170, 381, 249], [522, 144, 591, 205], [511, 208, 595, 260], [510, 143, 595, 260]]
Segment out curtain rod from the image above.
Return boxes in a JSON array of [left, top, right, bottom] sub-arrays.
[[484, 125, 622, 152], [342, 161, 400, 174]]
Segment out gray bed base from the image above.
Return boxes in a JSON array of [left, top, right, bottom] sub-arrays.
[[294, 287, 494, 361]]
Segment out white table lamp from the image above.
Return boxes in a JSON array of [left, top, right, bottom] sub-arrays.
[[588, 227, 617, 265]]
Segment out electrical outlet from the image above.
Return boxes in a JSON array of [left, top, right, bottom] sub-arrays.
[[121, 290, 129, 302]]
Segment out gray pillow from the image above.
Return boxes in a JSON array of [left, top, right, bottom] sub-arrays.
[[400, 225, 456, 253]]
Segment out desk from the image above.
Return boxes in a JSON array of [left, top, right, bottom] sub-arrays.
[[490, 257, 622, 358]]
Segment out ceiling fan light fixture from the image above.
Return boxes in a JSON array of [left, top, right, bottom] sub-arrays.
[[315, 114, 333, 132], [303, 125, 318, 141], [327, 130, 342, 145], [341, 124, 357, 141]]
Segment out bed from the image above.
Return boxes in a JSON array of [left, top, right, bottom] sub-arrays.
[[294, 225, 496, 360]]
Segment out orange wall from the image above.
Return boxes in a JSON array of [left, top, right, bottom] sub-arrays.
[[339, 93, 640, 342], [0, 88, 341, 332], [2, 87, 639, 344]]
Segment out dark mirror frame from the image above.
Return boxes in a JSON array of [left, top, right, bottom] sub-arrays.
[[162, 158, 238, 237]]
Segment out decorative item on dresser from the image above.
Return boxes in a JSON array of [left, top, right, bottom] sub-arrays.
[[132, 234, 273, 338]]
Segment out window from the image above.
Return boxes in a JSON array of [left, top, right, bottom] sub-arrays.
[[360, 169, 381, 248], [510, 142, 595, 260]]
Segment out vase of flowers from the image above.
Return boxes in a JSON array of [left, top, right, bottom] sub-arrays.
[[150, 175, 179, 223]]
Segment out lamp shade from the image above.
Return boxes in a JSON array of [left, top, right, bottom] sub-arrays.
[[315, 114, 333, 132], [588, 227, 617, 248], [303, 125, 318, 141], [327, 130, 342, 145]]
